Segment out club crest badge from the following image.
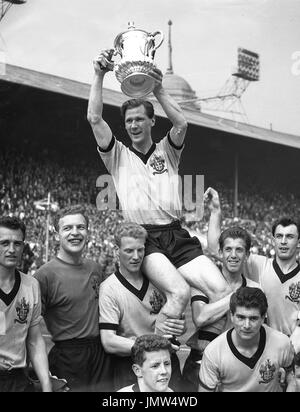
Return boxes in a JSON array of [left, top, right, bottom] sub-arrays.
[[149, 289, 164, 314], [15, 297, 30, 324], [285, 282, 300, 303], [149, 153, 167, 175], [259, 359, 276, 384]]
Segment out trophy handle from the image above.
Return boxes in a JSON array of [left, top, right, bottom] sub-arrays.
[[145, 30, 164, 59], [114, 39, 124, 57], [149, 30, 164, 51]]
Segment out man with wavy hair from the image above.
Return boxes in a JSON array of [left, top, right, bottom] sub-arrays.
[[118, 334, 173, 393]]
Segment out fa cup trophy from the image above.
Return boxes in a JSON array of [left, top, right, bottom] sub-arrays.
[[111, 22, 164, 98]]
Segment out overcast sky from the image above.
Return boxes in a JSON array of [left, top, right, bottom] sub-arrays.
[[1, 0, 300, 136]]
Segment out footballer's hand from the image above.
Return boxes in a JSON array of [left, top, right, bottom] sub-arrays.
[[204, 187, 221, 213], [151, 67, 163, 92], [161, 318, 186, 337], [278, 367, 286, 388], [93, 49, 115, 74], [163, 335, 181, 351]]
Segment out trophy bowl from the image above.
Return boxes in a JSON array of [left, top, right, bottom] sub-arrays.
[[113, 23, 164, 98], [115, 60, 158, 98]]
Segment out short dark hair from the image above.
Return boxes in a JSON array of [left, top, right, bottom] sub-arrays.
[[219, 226, 252, 253], [0, 216, 26, 240], [131, 334, 172, 366], [114, 222, 147, 248], [53, 205, 89, 232], [272, 217, 300, 239], [230, 287, 268, 317], [120, 99, 155, 120]]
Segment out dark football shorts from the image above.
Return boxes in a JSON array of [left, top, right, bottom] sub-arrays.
[[0, 368, 33, 392], [142, 220, 203, 269], [181, 348, 202, 392], [49, 337, 113, 392]]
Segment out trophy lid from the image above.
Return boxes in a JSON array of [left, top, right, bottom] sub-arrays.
[[113, 22, 150, 48]]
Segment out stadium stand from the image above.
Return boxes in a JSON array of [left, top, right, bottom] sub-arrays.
[[1, 145, 299, 276]]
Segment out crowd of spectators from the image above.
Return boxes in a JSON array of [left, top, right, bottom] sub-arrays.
[[1, 148, 299, 275], [0, 148, 121, 277]]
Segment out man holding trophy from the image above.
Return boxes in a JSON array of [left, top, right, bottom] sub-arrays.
[[87, 24, 230, 339]]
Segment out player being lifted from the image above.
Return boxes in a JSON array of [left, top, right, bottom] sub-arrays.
[[87, 49, 231, 333]]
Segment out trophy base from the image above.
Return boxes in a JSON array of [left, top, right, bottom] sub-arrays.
[[121, 73, 155, 98], [115, 60, 157, 98]]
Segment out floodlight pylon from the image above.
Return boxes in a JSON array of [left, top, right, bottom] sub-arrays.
[[198, 48, 259, 122], [177, 47, 260, 124]]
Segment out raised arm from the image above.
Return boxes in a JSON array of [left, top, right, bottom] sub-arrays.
[[152, 69, 188, 147], [205, 187, 222, 257], [87, 50, 114, 149]]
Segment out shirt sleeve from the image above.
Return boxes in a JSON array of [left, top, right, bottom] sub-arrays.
[[247, 254, 267, 283], [99, 282, 121, 331], [33, 268, 49, 316], [29, 278, 42, 328], [159, 133, 184, 169], [190, 287, 209, 305], [199, 344, 221, 391], [97, 136, 124, 175], [282, 339, 296, 369]]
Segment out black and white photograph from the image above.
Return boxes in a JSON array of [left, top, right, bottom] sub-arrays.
[[0, 0, 300, 397]]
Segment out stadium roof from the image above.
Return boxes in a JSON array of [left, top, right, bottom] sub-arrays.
[[1, 63, 300, 150]]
